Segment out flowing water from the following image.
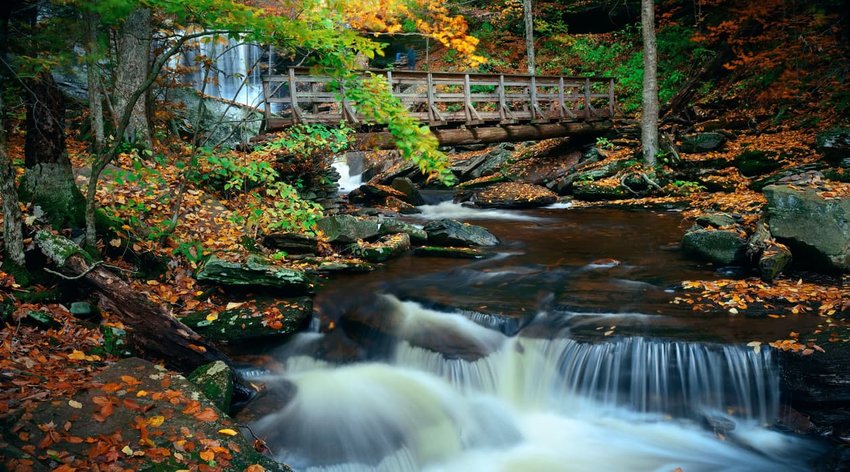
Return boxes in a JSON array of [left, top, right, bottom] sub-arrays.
[[238, 188, 827, 470]]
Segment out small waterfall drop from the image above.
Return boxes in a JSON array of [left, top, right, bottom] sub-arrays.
[[251, 298, 823, 471], [332, 159, 364, 194]]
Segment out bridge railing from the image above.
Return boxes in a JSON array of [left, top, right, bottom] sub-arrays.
[[262, 67, 615, 130]]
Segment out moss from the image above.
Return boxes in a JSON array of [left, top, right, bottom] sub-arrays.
[[19, 174, 87, 230], [1, 258, 32, 287], [34, 231, 93, 266]]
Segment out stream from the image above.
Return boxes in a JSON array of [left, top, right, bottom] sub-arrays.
[[236, 170, 828, 471]]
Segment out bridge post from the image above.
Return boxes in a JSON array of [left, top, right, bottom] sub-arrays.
[[288, 68, 302, 124], [530, 75, 538, 121], [498, 75, 507, 122], [262, 80, 272, 124], [386, 70, 393, 94], [584, 78, 593, 119]]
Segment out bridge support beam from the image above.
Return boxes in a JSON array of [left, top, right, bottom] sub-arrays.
[[353, 121, 612, 150]]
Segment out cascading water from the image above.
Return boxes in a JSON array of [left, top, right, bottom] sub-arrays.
[[248, 296, 823, 471], [177, 36, 265, 107], [333, 159, 364, 194]]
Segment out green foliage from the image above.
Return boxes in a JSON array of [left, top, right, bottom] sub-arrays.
[[342, 73, 455, 185], [260, 123, 352, 157], [595, 137, 615, 150], [563, 24, 713, 113], [253, 182, 324, 234], [173, 240, 208, 264]]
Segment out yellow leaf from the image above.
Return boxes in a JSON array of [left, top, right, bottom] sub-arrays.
[[206, 312, 219, 322], [121, 445, 134, 456], [68, 350, 87, 361], [218, 428, 238, 436], [109, 238, 122, 248], [136, 390, 148, 397], [147, 416, 165, 427], [68, 400, 83, 409], [225, 302, 244, 310], [199, 450, 214, 462]]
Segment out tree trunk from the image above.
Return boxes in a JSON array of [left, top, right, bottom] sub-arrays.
[[641, 0, 659, 166], [0, 10, 24, 267], [35, 231, 233, 373], [0, 101, 25, 267], [21, 73, 87, 229], [85, 11, 104, 151], [524, 0, 535, 75], [113, 7, 152, 148]]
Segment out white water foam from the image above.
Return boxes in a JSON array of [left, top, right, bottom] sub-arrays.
[[333, 160, 364, 194], [253, 298, 822, 471], [414, 201, 543, 221]]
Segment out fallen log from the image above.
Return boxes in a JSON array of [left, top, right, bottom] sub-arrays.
[[35, 230, 230, 373]]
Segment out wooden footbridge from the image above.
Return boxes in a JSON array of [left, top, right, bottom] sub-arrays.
[[262, 68, 615, 146]]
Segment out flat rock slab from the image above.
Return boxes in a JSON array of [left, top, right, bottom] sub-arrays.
[[5, 358, 288, 471], [197, 256, 313, 294], [316, 215, 382, 243], [349, 233, 411, 263], [423, 219, 500, 247], [473, 182, 558, 209], [182, 297, 312, 344]]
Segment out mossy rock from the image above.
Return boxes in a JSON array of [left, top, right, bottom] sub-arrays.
[[99, 325, 133, 357], [735, 149, 783, 177], [188, 361, 234, 413], [196, 256, 312, 294], [182, 298, 312, 344], [349, 233, 411, 263], [315, 215, 382, 243], [572, 180, 630, 201]]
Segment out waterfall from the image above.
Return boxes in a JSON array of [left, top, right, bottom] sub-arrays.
[[251, 297, 822, 471], [414, 201, 544, 221], [333, 159, 364, 194], [179, 35, 265, 107]]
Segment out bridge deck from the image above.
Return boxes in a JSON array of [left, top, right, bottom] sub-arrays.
[[263, 68, 616, 135]]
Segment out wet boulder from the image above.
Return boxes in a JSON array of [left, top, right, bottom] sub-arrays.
[[390, 177, 425, 206], [679, 132, 726, 153], [681, 228, 747, 265], [758, 243, 792, 282], [817, 128, 850, 163], [188, 360, 234, 412], [764, 184, 850, 272], [182, 297, 312, 344], [473, 182, 558, 209], [262, 232, 319, 255], [196, 256, 312, 294], [695, 212, 738, 229], [423, 219, 500, 247], [315, 214, 381, 243], [383, 196, 420, 214], [377, 218, 428, 244], [349, 233, 411, 263]]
